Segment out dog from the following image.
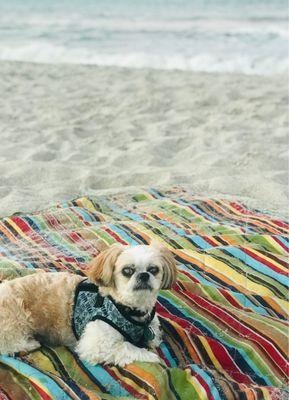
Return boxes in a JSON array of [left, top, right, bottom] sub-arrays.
[[0, 242, 176, 366]]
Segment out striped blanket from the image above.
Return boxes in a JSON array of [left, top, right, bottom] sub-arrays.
[[0, 188, 288, 400]]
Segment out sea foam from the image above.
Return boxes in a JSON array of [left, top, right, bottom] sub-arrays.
[[0, 0, 287, 75]]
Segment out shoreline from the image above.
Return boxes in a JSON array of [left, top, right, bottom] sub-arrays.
[[1, 59, 287, 78], [0, 60, 288, 217]]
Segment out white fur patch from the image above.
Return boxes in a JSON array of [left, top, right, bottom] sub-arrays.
[[76, 320, 160, 367]]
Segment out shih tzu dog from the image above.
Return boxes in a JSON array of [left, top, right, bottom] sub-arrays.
[[0, 242, 176, 366]]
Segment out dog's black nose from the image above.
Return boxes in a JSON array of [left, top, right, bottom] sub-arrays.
[[138, 272, 150, 282]]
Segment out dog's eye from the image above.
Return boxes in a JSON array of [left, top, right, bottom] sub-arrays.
[[122, 266, 135, 277], [147, 265, 159, 275]]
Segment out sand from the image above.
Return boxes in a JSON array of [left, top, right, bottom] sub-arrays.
[[0, 61, 288, 218]]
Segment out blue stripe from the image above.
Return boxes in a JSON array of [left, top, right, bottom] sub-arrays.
[[178, 264, 216, 286], [122, 211, 144, 222], [156, 219, 215, 249], [232, 293, 271, 317], [234, 348, 272, 386], [159, 343, 178, 367], [180, 203, 218, 223], [81, 363, 130, 396], [149, 189, 164, 199], [25, 217, 83, 258], [108, 224, 139, 245], [157, 220, 187, 236], [190, 364, 222, 400], [225, 247, 288, 286], [160, 296, 273, 384], [187, 235, 213, 249], [73, 207, 96, 222], [179, 264, 271, 316], [0, 356, 71, 399], [275, 235, 289, 247], [105, 202, 144, 222]]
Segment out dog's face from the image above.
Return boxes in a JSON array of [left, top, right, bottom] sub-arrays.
[[114, 246, 167, 295], [87, 243, 176, 310]]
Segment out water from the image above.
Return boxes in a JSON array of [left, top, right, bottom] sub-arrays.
[[0, 0, 288, 74]]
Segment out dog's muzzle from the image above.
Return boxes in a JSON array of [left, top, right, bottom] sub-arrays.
[[134, 272, 152, 291]]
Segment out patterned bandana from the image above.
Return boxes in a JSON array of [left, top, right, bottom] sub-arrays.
[[72, 279, 156, 348]]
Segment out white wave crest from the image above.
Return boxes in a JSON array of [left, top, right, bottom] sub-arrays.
[[0, 42, 288, 75]]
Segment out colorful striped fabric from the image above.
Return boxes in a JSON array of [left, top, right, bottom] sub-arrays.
[[0, 187, 288, 400]]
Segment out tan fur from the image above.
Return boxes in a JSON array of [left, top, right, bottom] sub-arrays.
[[87, 244, 124, 287], [158, 245, 177, 289], [0, 272, 83, 354]]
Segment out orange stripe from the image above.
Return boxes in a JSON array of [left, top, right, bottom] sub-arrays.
[[175, 249, 249, 294], [0, 222, 17, 242], [125, 364, 161, 399], [172, 320, 202, 364]]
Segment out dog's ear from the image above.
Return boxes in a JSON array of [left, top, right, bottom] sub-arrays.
[[150, 241, 177, 289], [87, 244, 124, 287]]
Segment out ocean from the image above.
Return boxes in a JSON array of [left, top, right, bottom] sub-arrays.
[[0, 0, 288, 75]]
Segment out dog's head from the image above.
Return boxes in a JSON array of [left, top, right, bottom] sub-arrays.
[[87, 242, 177, 311]]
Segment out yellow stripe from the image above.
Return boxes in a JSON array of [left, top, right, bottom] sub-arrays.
[[199, 336, 223, 372], [274, 298, 289, 315], [79, 197, 98, 213], [111, 366, 152, 399], [185, 369, 208, 400], [0, 359, 55, 399], [190, 250, 276, 297], [199, 336, 238, 382], [28, 351, 59, 376], [5, 219, 55, 261], [6, 218, 27, 237], [260, 387, 273, 400], [266, 236, 288, 256], [248, 246, 288, 273]]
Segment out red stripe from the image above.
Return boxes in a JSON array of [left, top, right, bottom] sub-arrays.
[[10, 216, 32, 233], [271, 219, 289, 230], [202, 235, 218, 247], [174, 284, 289, 376], [176, 284, 289, 329], [45, 214, 58, 228], [103, 366, 144, 398], [190, 369, 215, 400], [190, 294, 289, 377], [229, 202, 289, 234], [241, 247, 289, 276], [220, 289, 243, 309], [207, 337, 252, 384], [177, 282, 246, 312], [157, 302, 204, 335], [229, 202, 255, 216], [103, 228, 128, 245], [272, 236, 289, 252], [69, 232, 80, 242], [29, 381, 53, 400], [0, 388, 10, 400], [10, 216, 54, 253], [179, 269, 200, 283], [170, 291, 280, 384]]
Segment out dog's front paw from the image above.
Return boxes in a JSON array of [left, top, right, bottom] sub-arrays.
[[137, 351, 160, 365], [114, 345, 160, 367]]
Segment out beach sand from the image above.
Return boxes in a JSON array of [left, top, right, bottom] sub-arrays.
[[0, 61, 288, 217]]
